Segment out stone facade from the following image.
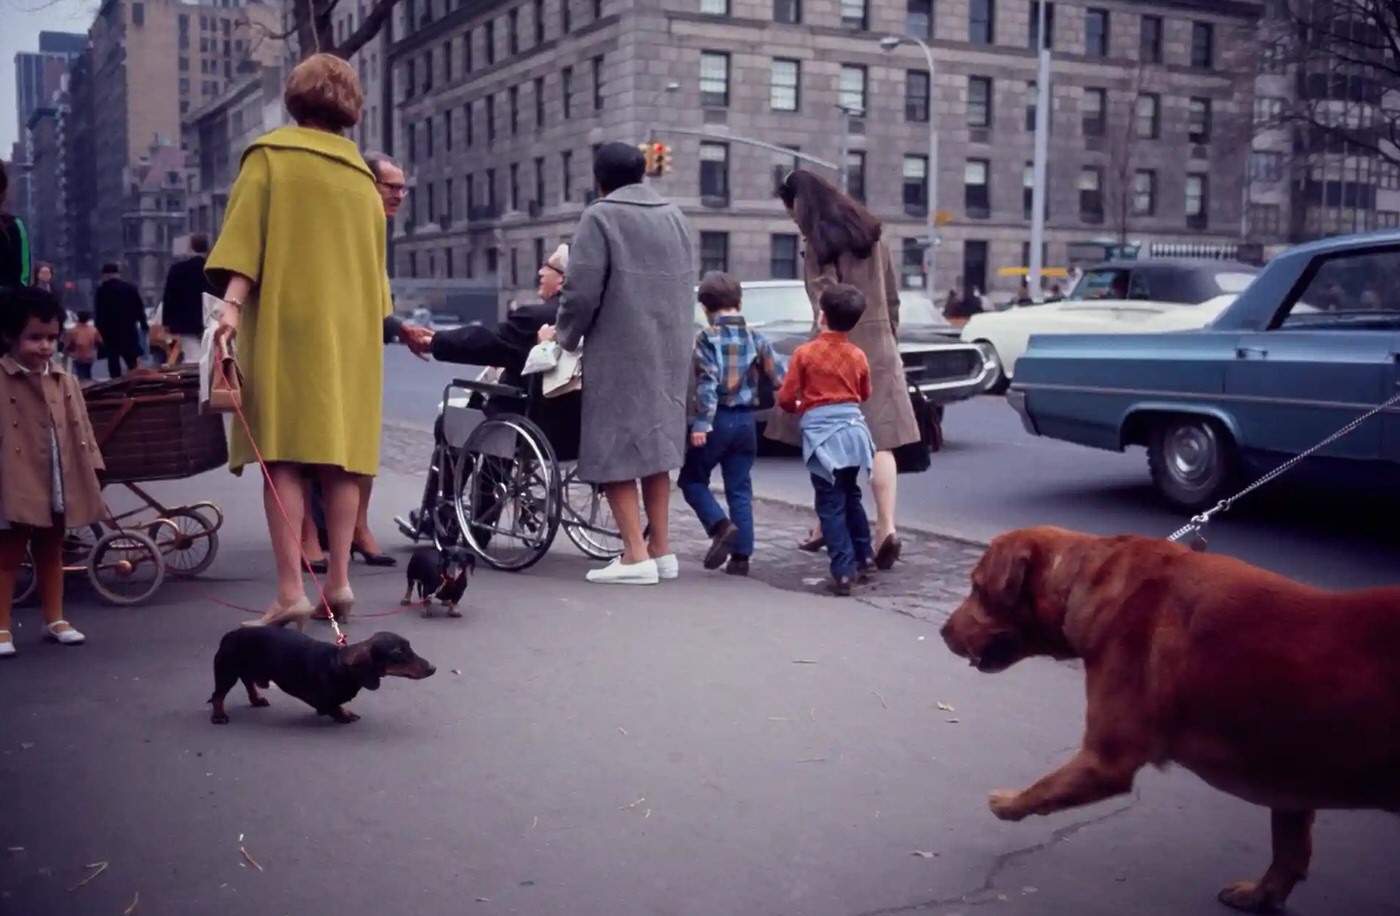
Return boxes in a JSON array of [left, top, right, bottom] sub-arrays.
[[388, 0, 1261, 305]]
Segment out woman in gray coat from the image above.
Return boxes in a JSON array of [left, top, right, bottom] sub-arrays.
[[767, 170, 921, 569], [540, 143, 697, 586]]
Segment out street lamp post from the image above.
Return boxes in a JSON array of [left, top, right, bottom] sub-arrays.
[[1028, 1, 1052, 301], [881, 35, 938, 305], [835, 104, 863, 194]]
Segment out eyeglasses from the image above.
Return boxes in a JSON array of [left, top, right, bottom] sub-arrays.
[[377, 182, 410, 198]]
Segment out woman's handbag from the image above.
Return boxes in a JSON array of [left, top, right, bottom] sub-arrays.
[[892, 387, 938, 474], [200, 335, 243, 414], [523, 340, 583, 398]]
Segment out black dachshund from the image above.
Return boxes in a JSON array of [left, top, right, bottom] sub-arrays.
[[208, 628, 435, 725], [403, 545, 475, 618]]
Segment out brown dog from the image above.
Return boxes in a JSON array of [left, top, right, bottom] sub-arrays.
[[940, 526, 1400, 913]]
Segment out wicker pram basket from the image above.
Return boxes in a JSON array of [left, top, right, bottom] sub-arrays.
[[83, 366, 229, 484]]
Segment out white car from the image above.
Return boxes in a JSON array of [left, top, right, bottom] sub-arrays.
[[961, 259, 1261, 392]]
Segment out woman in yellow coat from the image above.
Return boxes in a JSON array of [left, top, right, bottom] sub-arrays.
[[207, 54, 391, 629]]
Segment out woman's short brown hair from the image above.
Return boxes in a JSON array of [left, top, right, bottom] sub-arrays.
[[284, 53, 363, 133]]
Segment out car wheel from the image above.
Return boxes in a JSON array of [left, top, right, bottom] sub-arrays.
[[977, 341, 1010, 394], [1147, 416, 1238, 513]]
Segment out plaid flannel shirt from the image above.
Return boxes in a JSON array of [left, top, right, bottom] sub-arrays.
[[691, 314, 787, 434]]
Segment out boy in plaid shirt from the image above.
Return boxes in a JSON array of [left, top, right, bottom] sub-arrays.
[[679, 272, 786, 576]]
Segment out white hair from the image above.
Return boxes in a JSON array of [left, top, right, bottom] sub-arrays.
[[549, 243, 570, 272]]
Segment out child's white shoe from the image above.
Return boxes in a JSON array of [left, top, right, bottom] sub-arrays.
[[653, 554, 679, 580], [43, 621, 85, 646], [0, 630, 14, 658]]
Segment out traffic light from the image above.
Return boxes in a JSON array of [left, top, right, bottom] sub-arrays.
[[655, 142, 672, 176], [638, 142, 656, 176]]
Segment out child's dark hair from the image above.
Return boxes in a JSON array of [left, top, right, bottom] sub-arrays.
[[819, 283, 866, 333], [77, 310, 92, 323], [0, 286, 65, 344], [697, 271, 743, 313]]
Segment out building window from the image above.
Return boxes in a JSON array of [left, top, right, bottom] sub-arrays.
[[967, 76, 991, 127], [771, 58, 800, 111], [774, 0, 801, 23], [486, 168, 497, 210], [1186, 174, 1208, 228], [1079, 166, 1103, 222], [1254, 96, 1285, 127], [963, 240, 988, 297], [485, 19, 495, 65], [444, 40, 453, 82], [510, 163, 520, 211], [1022, 162, 1034, 219], [1188, 98, 1212, 143], [964, 159, 990, 217], [701, 0, 729, 14], [1085, 8, 1108, 58], [486, 95, 497, 141], [1376, 209, 1398, 229], [508, 8, 520, 54], [535, 76, 545, 126], [1025, 81, 1039, 131], [903, 154, 929, 216], [534, 0, 545, 44], [132, 2, 144, 25], [467, 173, 476, 213], [509, 86, 519, 134], [1135, 93, 1159, 139], [534, 156, 545, 207], [1250, 150, 1284, 182], [906, 71, 930, 122], [510, 248, 519, 287], [1082, 87, 1105, 135], [464, 102, 474, 146], [444, 109, 453, 151], [771, 234, 799, 278], [1132, 169, 1156, 216], [1249, 203, 1282, 236], [1029, 0, 1053, 49], [426, 118, 435, 158], [561, 0, 572, 32], [969, 0, 995, 44], [839, 64, 867, 114], [699, 231, 729, 276], [847, 151, 866, 202], [426, 181, 436, 223], [1191, 22, 1214, 69], [901, 238, 925, 289], [701, 52, 730, 107], [592, 55, 604, 110], [562, 66, 573, 118], [561, 150, 573, 201], [444, 178, 455, 223], [840, 0, 867, 30], [907, 0, 932, 39], [699, 142, 730, 205], [534, 239, 546, 276], [1139, 15, 1162, 63]]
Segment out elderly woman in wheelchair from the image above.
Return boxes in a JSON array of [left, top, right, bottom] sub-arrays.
[[394, 245, 623, 571]]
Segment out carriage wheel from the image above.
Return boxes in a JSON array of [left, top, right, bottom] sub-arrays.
[[561, 465, 624, 561], [87, 530, 166, 605], [455, 417, 561, 572], [63, 523, 104, 564], [184, 500, 225, 532], [12, 546, 36, 607], [147, 509, 219, 576]]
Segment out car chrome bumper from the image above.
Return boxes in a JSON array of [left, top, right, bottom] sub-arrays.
[[909, 347, 1000, 405], [1006, 387, 1038, 436]]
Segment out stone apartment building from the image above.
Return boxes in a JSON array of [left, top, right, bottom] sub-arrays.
[[10, 32, 86, 245], [387, 0, 1261, 302]]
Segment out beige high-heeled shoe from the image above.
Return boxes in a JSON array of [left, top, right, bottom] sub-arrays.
[[242, 597, 315, 632], [318, 587, 355, 623]]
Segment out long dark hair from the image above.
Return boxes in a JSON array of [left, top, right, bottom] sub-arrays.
[[778, 169, 882, 267]]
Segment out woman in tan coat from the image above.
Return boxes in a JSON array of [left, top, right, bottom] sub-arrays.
[[768, 170, 920, 568]]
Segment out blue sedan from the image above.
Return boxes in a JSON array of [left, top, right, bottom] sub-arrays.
[[1009, 230, 1400, 512]]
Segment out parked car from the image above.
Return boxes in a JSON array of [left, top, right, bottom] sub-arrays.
[[962, 259, 1262, 393], [1008, 231, 1400, 512], [694, 280, 996, 451]]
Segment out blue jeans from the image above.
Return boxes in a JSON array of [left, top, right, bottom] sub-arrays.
[[811, 467, 872, 579], [678, 408, 757, 557]]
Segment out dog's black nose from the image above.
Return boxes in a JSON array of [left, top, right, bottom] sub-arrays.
[[426, 665, 437, 677]]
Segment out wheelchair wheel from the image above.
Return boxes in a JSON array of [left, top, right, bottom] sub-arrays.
[[561, 465, 624, 561], [428, 442, 463, 551], [455, 416, 562, 571]]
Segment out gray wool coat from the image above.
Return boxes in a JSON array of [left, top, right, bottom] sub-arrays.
[[556, 183, 697, 484]]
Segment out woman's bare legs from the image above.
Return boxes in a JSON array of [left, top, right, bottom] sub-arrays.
[[871, 450, 898, 544], [318, 467, 361, 596], [301, 494, 325, 565], [353, 477, 383, 553], [641, 472, 671, 559], [604, 481, 647, 565], [263, 463, 310, 607]]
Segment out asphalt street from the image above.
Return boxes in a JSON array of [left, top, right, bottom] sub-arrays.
[[3, 468, 1398, 916], [382, 345, 1400, 590]]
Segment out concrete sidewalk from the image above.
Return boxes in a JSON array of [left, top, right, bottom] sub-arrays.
[[1, 466, 1397, 916]]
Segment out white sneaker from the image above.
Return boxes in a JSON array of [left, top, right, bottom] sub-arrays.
[[585, 558, 659, 585], [653, 554, 679, 580], [44, 621, 85, 646], [0, 630, 14, 658]]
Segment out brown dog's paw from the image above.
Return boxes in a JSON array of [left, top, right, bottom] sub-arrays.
[[1218, 881, 1283, 914], [988, 789, 1025, 821]]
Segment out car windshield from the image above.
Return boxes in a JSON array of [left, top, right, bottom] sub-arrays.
[[897, 292, 950, 326], [693, 284, 813, 326], [1067, 265, 1257, 303]]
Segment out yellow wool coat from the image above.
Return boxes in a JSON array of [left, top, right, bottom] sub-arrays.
[[206, 126, 391, 477]]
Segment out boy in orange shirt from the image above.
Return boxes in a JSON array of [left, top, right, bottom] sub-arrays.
[[63, 311, 101, 381], [776, 284, 876, 595]]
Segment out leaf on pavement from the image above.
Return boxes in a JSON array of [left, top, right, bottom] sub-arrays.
[[911, 850, 938, 859], [123, 891, 140, 915], [936, 702, 955, 712], [67, 861, 108, 891]]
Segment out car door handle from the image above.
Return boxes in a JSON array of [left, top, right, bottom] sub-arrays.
[[1235, 346, 1268, 359]]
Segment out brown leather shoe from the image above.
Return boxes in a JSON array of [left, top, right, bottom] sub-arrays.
[[874, 534, 902, 571]]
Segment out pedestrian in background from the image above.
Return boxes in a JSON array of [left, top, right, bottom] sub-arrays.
[[539, 142, 696, 586], [208, 52, 392, 628], [0, 286, 106, 657], [769, 169, 917, 571], [93, 262, 147, 378], [776, 284, 876, 596], [63, 311, 100, 381], [0, 161, 32, 291], [32, 263, 55, 293], [679, 271, 786, 577], [160, 232, 217, 364]]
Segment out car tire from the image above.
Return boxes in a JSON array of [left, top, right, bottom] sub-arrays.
[[1147, 415, 1238, 514], [977, 341, 1010, 394]]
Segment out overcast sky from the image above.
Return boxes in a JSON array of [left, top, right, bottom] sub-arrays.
[[1, 0, 95, 154]]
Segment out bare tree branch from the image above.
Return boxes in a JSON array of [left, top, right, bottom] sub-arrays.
[[334, 0, 401, 60]]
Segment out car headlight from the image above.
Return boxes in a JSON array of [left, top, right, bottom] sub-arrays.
[[974, 341, 998, 368]]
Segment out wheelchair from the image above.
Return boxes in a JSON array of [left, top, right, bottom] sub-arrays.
[[395, 376, 623, 571]]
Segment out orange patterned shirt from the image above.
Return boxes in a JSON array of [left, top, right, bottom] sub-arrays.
[[776, 331, 871, 415]]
